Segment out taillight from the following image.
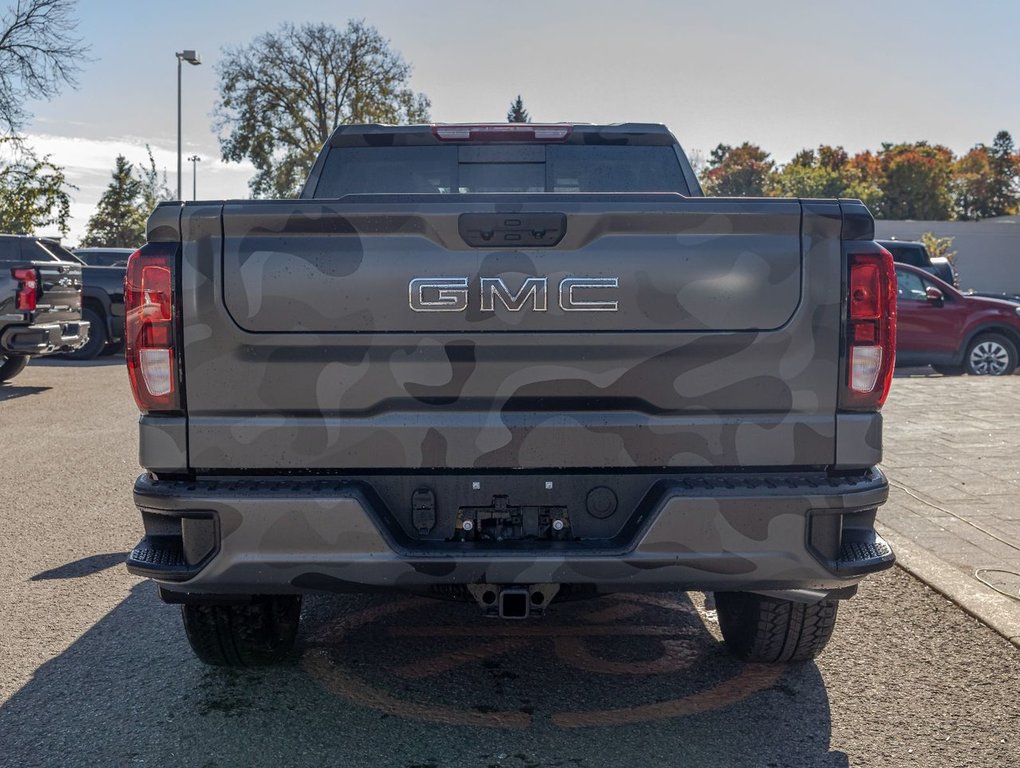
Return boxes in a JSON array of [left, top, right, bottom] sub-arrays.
[[125, 243, 180, 413], [841, 247, 897, 410], [432, 124, 572, 142], [12, 267, 38, 311]]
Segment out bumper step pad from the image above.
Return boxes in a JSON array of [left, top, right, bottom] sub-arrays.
[[834, 533, 895, 576], [127, 536, 201, 582]]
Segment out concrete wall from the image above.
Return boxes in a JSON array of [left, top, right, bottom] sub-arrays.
[[873, 219, 1020, 293]]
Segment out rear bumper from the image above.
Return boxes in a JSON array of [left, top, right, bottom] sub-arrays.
[[1, 321, 90, 355], [130, 469, 893, 598]]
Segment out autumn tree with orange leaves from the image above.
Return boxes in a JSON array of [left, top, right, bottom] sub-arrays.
[[697, 132, 1018, 221]]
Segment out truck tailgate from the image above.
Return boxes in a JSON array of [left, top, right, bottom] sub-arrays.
[[176, 196, 843, 471], [32, 260, 82, 324]]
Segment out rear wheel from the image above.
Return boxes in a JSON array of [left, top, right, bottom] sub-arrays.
[[715, 591, 839, 663], [101, 339, 125, 357], [181, 595, 302, 667], [0, 353, 30, 382], [964, 333, 1017, 376], [64, 307, 106, 360]]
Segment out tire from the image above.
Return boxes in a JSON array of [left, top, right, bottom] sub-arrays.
[[0, 353, 30, 383], [181, 595, 302, 667], [964, 333, 1017, 376], [932, 364, 964, 376], [64, 307, 107, 360], [100, 339, 125, 357], [715, 592, 839, 663]]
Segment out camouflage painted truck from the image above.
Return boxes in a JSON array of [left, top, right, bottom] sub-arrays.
[[124, 123, 898, 667]]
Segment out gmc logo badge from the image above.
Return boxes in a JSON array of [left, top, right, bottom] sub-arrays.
[[408, 277, 619, 313]]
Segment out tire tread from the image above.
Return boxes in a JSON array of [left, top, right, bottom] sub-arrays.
[[715, 592, 838, 663], [181, 596, 302, 667]]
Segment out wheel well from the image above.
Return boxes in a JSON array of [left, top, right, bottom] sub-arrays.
[[82, 298, 111, 334], [963, 326, 1020, 356]]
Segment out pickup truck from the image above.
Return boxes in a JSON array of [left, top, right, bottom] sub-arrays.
[[0, 234, 89, 382], [52, 245, 129, 359], [878, 239, 958, 287], [125, 123, 897, 668]]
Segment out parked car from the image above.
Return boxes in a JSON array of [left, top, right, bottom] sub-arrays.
[[894, 262, 1020, 375], [965, 289, 1020, 305], [880, 239, 958, 287], [0, 235, 89, 381]]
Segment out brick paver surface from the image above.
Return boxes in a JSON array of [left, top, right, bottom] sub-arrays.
[[880, 369, 1020, 611]]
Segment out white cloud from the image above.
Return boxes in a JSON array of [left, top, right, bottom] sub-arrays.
[[21, 133, 255, 245]]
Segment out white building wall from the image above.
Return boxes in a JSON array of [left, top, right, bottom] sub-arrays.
[[873, 219, 1020, 293]]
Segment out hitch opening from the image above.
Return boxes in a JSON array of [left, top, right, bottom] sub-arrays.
[[499, 588, 529, 619], [468, 583, 561, 619]]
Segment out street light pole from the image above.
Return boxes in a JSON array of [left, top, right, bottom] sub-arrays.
[[175, 50, 202, 200], [188, 155, 201, 200]]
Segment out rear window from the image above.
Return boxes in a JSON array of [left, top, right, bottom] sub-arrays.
[[886, 245, 923, 268], [76, 250, 132, 266], [36, 241, 83, 263], [314, 145, 690, 197]]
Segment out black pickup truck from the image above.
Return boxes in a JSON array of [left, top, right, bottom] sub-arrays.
[[55, 245, 131, 358], [879, 239, 958, 287], [0, 235, 88, 382], [125, 123, 897, 667]]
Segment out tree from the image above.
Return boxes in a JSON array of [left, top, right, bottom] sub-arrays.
[[920, 232, 956, 263], [138, 144, 172, 213], [506, 95, 530, 123], [0, 135, 71, 234], [873, 142, 954, 220], [987, 130, 1020, 217], [953, 146, 995, 220], [701, 143, 775, 196], [0, 0, 88, 135], [80, 155, 146, 247], [769, 146, 846, 198], [215, 20, 431, 198], [842, 150, 883, 212]]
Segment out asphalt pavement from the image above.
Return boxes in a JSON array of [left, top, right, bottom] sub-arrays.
[[1, 359, 1017, 768], [880, 369, 1020, 644]]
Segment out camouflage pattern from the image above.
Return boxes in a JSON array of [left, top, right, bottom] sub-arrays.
[[134, 470, 890, 596], [137, 415, 187, 473], [146, 196, 866, 472], [835, 412, 883, 467], [134, 125, 891, 599]]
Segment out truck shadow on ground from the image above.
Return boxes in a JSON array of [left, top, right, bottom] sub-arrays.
[[35, 356, 123, 368], [0, 583, 848, 768], [0, 384, 50, 401], [30, 552, 128, 581]]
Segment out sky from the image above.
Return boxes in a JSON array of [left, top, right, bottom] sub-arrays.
[[15, 0, 1020, 244]]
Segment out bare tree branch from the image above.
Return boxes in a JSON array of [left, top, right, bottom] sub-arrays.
[[0, 0, 89, 135]]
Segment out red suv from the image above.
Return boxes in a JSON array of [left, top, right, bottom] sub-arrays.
[[895, 263, 1020, 375]]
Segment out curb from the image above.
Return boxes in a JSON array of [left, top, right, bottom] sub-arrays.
[[877, 523, 1020, 648]]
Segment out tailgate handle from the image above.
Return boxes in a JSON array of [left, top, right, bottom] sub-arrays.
[[459, 213, 566, 248]]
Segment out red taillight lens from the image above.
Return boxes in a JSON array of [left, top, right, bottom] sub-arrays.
[[125, 244, 180, 413], [849, 261, 880, 319], [12, 267, 38, 311], [841, 248, 897, 410], [432, 124, 573, 142]]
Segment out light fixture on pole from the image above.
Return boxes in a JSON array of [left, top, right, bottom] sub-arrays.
[[176, 49, 201, 200], [188, 155, 201, 200]]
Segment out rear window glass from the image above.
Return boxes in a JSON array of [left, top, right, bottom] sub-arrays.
[[314, 145, 690, 197], [76, 250, 132, 266], [887, 245, 923, 267], [37, 241, 82, 263]]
